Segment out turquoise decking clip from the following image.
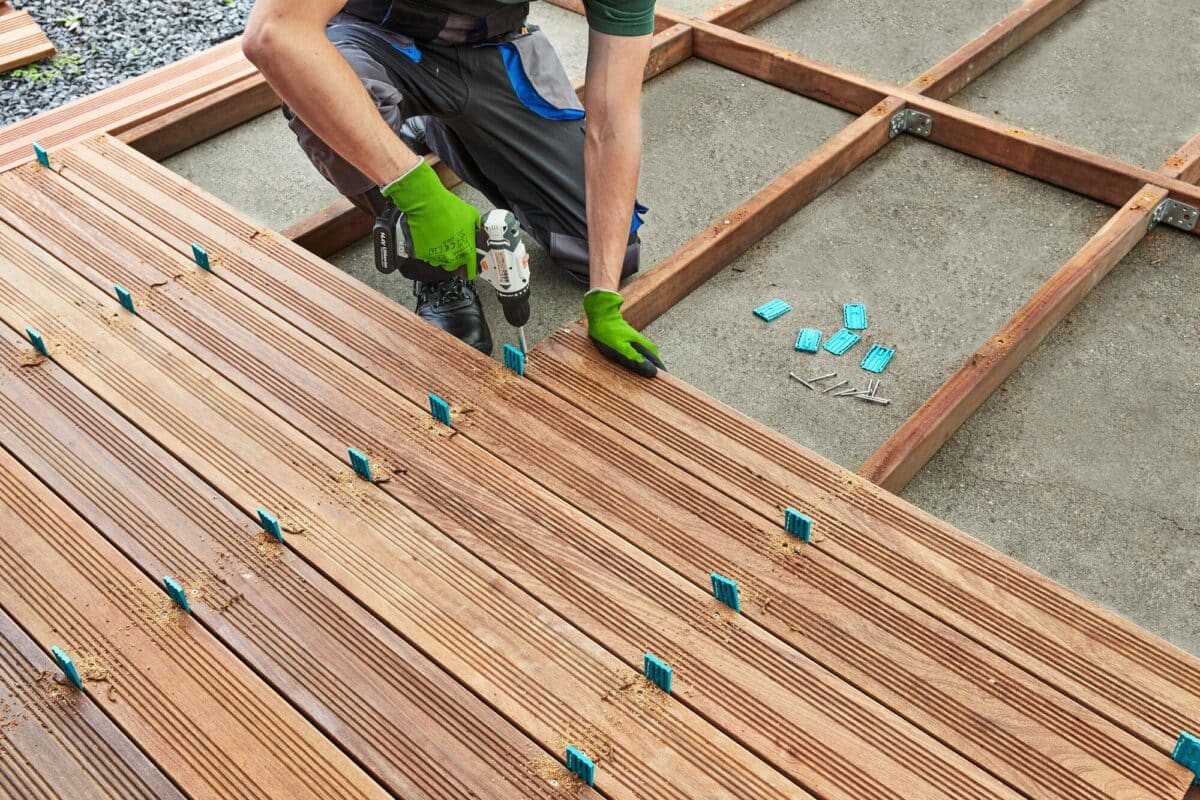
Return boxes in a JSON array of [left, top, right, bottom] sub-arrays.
[[643, 653, 673, 694], [114, 284, 136, 314], [823, 328, 861, 356], [163, 576, 191, 614], [257, 507, 283, 543], [25, 327, 48, 357], [753, 299, 791, 322], [843, 303, 867, 330], [51, 647, 83, 690], [191, 243, 211, 271], [794, 328, 822, 353], [784, 507, 813, 543], [710, 572, 741, 612], [348, 448, 373, 481], [33, 143, 49, 168], [1173, 732, 1199, 784], [861, 343, 895, 374], [565, 746, 595, 786], [503, 343, 525, 376], [429, 393, 452, 426]]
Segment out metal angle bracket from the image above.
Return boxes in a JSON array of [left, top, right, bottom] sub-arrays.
[[890, 108, 933, 139], [1149, 198, 1199, 232]]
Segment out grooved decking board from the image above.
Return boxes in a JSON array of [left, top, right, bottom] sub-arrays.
[[0, 608, 183, 800], [526, 329, 1200, 754], [41, 138, 1195, 798], [0, 10, 54, 72], [0, 450, 387, 800], [0, 39, 254, 172], [0, 160, 1029, 800], [0, 336, 577, 798], [0, 225, 808, 800]]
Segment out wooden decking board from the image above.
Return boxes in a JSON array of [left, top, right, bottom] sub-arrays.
[[43, 139, 1196, 797], [0, 222, 809, 800], [0, 10, 55, 72], [0, 449, 387, 800], [0, 607, 184, 800], [0, 325, 577, 798], [0, 162, 1035, 800], [526, 330, 1200, 754], [0, 39, 253, 171]]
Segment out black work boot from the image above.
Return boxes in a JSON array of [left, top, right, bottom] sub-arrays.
[[414, 278, 493, 356]]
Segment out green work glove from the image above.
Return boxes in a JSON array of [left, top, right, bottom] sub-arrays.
[[381, 161, 480, 277], [583, 289, 665, 378]]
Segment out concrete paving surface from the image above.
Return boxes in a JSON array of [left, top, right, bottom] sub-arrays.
[[161, 0, 1197, 655]]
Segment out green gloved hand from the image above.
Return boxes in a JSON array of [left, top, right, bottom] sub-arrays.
[[381, 161, 480, 277], [583, 289, 665, 378]]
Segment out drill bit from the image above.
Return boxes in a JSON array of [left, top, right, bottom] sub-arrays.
[[517, 327, 528, 354]]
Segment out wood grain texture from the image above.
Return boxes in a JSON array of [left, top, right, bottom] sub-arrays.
[[685, 18, 1200, 223], [523, 327, 1200, 765], [860, 185, 1167, 490], [6, 148, 1026, 800], [54, 137, 1199, 798], [0, 39, 254, 171], [0, 607, 183, 800], [905, 0, 1084, 101], [0, 10, 54, 72], [0, 444, 387, 800], [0, 328, 580, 799], [0, 207, 808, 800], [622, 97, 902, 329]]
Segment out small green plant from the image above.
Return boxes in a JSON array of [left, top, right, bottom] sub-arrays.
[[8, 54, 83, 83], [56, 10, 84, 31], [52, 53, 83, 76]]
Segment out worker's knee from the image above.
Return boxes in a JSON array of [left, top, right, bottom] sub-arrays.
[[545, 229, 641, 285]]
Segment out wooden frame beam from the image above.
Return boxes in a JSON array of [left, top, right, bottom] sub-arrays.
[[860, 137, 1200, 491], [622, 0, 1082, 326]]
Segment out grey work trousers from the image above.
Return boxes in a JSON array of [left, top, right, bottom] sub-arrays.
[[283, 14, 643, 282]]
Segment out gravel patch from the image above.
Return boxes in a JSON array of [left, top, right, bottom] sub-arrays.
[[1, 0, 252, 126]]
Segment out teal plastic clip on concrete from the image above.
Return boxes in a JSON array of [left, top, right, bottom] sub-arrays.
[[861, 344, 895, 374], [794, 328, 822, 353], [784, 507, 813, 543], [753, 299, 791, 322], [33, 143, 49, 168], [843, 303, 867, 330], [257, 507, 283, 543], [25, 327, 48, 357], [191, 243, 211, 271], [163, 576, 191, 614], [51, 647, 83, 690], [429, 393, 452, 426], [1173, 731, 1199, 784], [823, 328, 861, 356], [643, 653, 673, 694], [710, 572, 741, 612], [114, 284, 136, 314], [503, 343, 525, 376], [565, 746, 595, 787], [348, 448, 373, 481]]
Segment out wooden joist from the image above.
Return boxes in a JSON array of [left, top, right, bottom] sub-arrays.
[[2, 146, 1036, 800], [0, 322, 581, 797], [0, 607, 183, 799], [0, 443, 387, 800], [35, 136, 1200, 798], [0, 9, 54, 72]]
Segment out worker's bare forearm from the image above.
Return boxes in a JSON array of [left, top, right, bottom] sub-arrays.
[[243, 0, 420, 186], [584, 30, 652, 293]]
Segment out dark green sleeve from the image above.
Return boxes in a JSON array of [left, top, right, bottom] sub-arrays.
[[583, 0, 655, 36]]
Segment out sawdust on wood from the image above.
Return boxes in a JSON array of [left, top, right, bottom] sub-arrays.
[[17, 350, 45, 367], [530, 755, 582, 792], [256, 531, 286, 560], [76, 654, 109, 682]]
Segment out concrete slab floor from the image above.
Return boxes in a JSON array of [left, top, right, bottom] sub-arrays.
[[952, 0, 1200, 170], [644, 137, 1105, 470], [747, 0, 1019, 85], [906, 226, 1200, 656]]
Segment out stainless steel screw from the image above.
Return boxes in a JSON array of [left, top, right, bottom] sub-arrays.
[[856, 394, 891, 405], [807, 372, 837, 383], [821, 379, 849, 393], [834, 388, 860, 397], [789, 372, 815, 390]]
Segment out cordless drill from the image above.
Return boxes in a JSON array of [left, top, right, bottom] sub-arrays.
[[373, 206, 531, 353]]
